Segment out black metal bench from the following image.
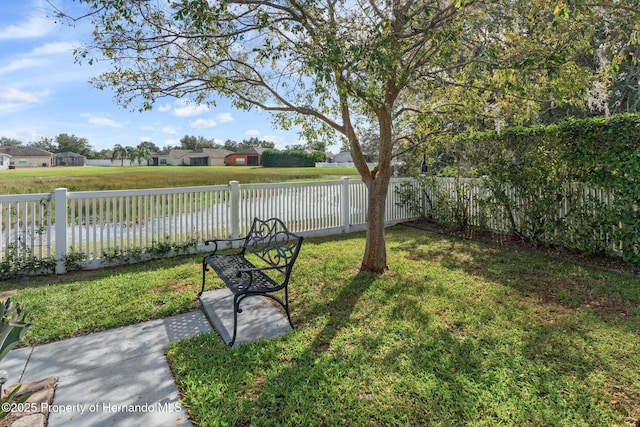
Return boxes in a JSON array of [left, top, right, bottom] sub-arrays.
[[199, 217, 304, 346]]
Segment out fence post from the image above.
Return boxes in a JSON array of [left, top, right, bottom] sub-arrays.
[[341, 177, 350, 233], [54, 188, 68, 275], [229, 180, 240, 240]]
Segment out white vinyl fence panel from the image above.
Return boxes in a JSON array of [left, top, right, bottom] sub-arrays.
[[0, 192, 55, 268], [0, 177, 417, 276], [426, 177, 625, 254]]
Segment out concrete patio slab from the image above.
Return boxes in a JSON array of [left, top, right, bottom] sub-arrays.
[[47, 351, 186, 427], [199, 289, 293, 347], [22, 310, 212, 382], [1, 346, 32, 388], [8, 310, 212, 427], [2, 294, 293, 427]]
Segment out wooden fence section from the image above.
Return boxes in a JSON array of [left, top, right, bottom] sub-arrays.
[[0, 177, 417, 275]]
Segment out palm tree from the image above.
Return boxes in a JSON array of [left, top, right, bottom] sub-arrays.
[[125, 146, 137, 166], [112, 144, 126, 167], [136, 147, 152, 166]]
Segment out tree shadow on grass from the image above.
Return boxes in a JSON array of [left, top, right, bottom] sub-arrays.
[[392, 227, 640, 423], [169, 269, 382, 425], [173, 261, 635, 425], [169, 228, 640, 425], [398, 226, 640, 328], [297, 269, 378, 353]]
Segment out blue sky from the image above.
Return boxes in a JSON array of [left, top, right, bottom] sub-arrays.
[[0, 0, 310, 152]]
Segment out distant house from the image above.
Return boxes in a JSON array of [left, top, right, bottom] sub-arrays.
[[53, 151, 86, 167], [84, 150, 141, 166], [225, 147, 267, 166], [0, 152, 11, 170], [333, 151, 353, 163], [152, 148, 232, 166], [0, 146, 52, 168], [325, 151, 335, 163]]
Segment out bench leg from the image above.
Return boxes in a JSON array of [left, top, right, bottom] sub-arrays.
[[229, 294, 243, 347], [199, 258, 207, 297], [228, 291, 293, 348], [283, 287, 294, 330]]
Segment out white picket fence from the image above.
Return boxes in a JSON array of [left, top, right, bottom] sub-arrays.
[[425, 177, 624, 254], [0, 177, 417, 275]]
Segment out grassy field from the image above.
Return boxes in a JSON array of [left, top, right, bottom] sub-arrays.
[[0, 166, 359, 194], [2, 226, 638, 425]]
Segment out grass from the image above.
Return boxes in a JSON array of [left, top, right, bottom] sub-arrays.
[[0, 166, 359, 194], [0, 254, 203, 344], [1, 225, 639, 425], [168, 227, 640, 426]]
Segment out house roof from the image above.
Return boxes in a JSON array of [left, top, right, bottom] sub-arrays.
[[0, 146, 53, 157], [198, 148, 233, 157], [54, 151, 86, 158], [226, 147, 268, 157], [156, 149, 191, 158]]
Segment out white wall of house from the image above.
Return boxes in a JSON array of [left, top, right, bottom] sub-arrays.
[[208, 156, 226, 166], [155, 156, 182, 166], [333, 151, 353, 163], [154, 154, 226, 166], [0, 154, 10, 170], [10, 155, 51, 168], [86, 159, 149, 166]]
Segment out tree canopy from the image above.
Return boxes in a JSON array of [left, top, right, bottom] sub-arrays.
[[54, 0, 621, 272]]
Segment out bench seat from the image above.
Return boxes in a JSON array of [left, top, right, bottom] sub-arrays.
[[199, 217, 303, 347], [203, 253, 281, 294]]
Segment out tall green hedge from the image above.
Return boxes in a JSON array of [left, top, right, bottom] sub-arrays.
[[447, 113, 640, 267], [261, 149, 326, 167]]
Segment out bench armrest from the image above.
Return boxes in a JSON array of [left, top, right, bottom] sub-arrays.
[[204, 237, 245, 254]]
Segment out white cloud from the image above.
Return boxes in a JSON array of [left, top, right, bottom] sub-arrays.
[[30, 42, 75, 56], [244, 129, 261, 137], [0, 14, 54, 40], [157, 103, 172, 113], [162, 126, 177, 134], [138, 136, 153, 142], [0, 58, 47, 74], [81, 113, 123, 128], [0, 129, 20, 139], [216, 112, 234, 123], [0, 88, 40, 113], [190, 119, 217, 129], [263, 135, 284, 144], [173, 101, 209, 118], [0, 42, 75, 75]]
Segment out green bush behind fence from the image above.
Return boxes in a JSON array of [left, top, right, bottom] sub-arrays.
[[403, 114, 640, 268]]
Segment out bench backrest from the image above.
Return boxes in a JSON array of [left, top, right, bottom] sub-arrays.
[[242, 217, 304, 280]]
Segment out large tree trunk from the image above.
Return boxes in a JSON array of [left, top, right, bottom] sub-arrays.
[[361, 176, 390, 272], [339, 84, 395, 273]]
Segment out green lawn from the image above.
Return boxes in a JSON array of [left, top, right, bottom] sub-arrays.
[[0, 166, 359, 194], [2, 226, 638, 425], [168, 227, 640, 426], [0, 254, 203, 344]]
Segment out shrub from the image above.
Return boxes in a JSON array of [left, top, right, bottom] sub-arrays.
[[429, 113, 640, 266], [262, 149, 326, 167]]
